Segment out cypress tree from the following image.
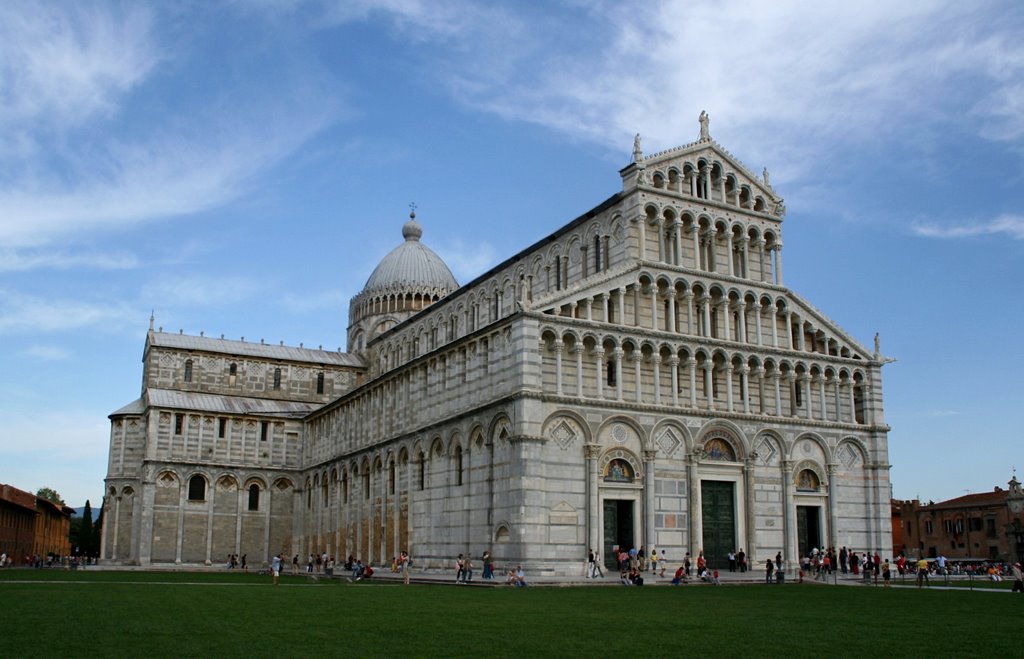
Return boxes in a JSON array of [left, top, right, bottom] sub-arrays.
[[92, 503, 104, 558], [80, 500, 94, 557]]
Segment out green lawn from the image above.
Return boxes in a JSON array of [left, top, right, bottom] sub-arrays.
[[1, 569, 1016, 657]]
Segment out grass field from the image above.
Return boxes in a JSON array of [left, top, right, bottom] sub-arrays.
[[1, 569, 1016, 658]]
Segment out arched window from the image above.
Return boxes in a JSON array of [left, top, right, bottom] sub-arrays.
[[247, 484, 260, 511], [229, 362, 237, 386], [187, 475, 206, 501], [184, 359, 193, 383], [418, 452, 426, 491], [454, 446, 463, 486], [316, 372, 324, 394], [273, 368, 281, 390], [389, 461, 396, 494], [607, 359, 616, 387]]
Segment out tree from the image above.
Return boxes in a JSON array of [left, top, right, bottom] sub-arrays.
[[36, 487, 65, 505], [92, 502, 104, 557], [79, 500, 94, 556]]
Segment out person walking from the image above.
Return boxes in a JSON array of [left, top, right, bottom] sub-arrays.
[[587, 548, 596, 578], [650, 548, 658, 575], [400, 551, 411, 585], [765, 558, 775, 584], [1012, 562, 1023, 593], [592, 550, 604, 578], [271, 553, 282, 585]]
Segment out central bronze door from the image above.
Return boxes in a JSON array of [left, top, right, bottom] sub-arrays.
[[701, 480, 736, 570], [603, 499, 634, 570]]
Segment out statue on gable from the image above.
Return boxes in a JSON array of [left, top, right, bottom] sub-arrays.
[[763, 167, 771, 188], [698, 110, 710, 141], [633, 133, 643, 162]]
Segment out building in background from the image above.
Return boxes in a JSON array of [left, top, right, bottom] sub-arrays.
[[104, 116, 893, 573], [0, 483, 74, 564], [893, 476, 1024, 563]]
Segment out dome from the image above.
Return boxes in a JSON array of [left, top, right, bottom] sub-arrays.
[[360, 214, 458, 298]]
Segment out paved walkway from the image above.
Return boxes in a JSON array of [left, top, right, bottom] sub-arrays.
[[21, 564, 1009, 591]]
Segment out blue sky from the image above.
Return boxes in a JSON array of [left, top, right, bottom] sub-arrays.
[[2, 1, 1022, 508]]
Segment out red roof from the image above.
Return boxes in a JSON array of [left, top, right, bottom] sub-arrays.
[[0, 483, 38, 512], [928, 490, 1006, 510]]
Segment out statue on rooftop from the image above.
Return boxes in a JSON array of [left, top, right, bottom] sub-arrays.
[[698, 110, 710, 141]]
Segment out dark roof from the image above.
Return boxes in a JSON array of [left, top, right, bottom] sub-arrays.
[[148, 331, 364, 368]]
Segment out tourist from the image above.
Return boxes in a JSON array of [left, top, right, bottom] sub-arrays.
[[1012, 563, 1023, 593], [587, 548, 596, 578], [241, 554, 247, 572], [916, 556, 929, 587], [765, 558, 774, 584], [455, 554, 466, 583], [684, 553, 691, 577], [671, 565, 686, 586], [592, 551, 605, 578], [839, 546, 849, 574], [728, 550, 736, 572], [736, 548, 746, 573], [862, 554, 874, 584], [711, 568, 721, 585], [638, 546, 646, 571], [659, 550, 667, 577], [650, 547, 658, 575], [881, 558, 891, 587], [629, 566, 644, 586], [483, 551, 494, 579], [270, 553, 282, 585], [292, 554, 299, 573], [400, 551, 411, 585], [464, 556, 474, 583], [514, 565, 527, 587], [696, 551, 706, 576]]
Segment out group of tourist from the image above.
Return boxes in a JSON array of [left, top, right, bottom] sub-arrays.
[[0, 553, 94, 569], [452, 551, 498, 583], [224, 553, 247, 571]]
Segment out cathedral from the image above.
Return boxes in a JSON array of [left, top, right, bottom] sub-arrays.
[[102, 116, 893, 573]]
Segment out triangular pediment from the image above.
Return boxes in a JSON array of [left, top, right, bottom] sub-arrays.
[[621, 131, 784, 218]]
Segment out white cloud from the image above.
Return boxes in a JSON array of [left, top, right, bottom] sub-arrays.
[[1, 409, 111, 506], [281, 288, 352, 314], [0, 248, 139, 273], [0, 112, 337, 248], [0, 3, 345, 250], [335, 1, 1023, 182], [437, 239, 498, 284], [140, 275, 264, 309], [0, 289, 138, 334], [0, 409, 110, 460], [0, 2, 160, 130], [23, 345, 71, 360], [912, 214, 1024, 240]]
